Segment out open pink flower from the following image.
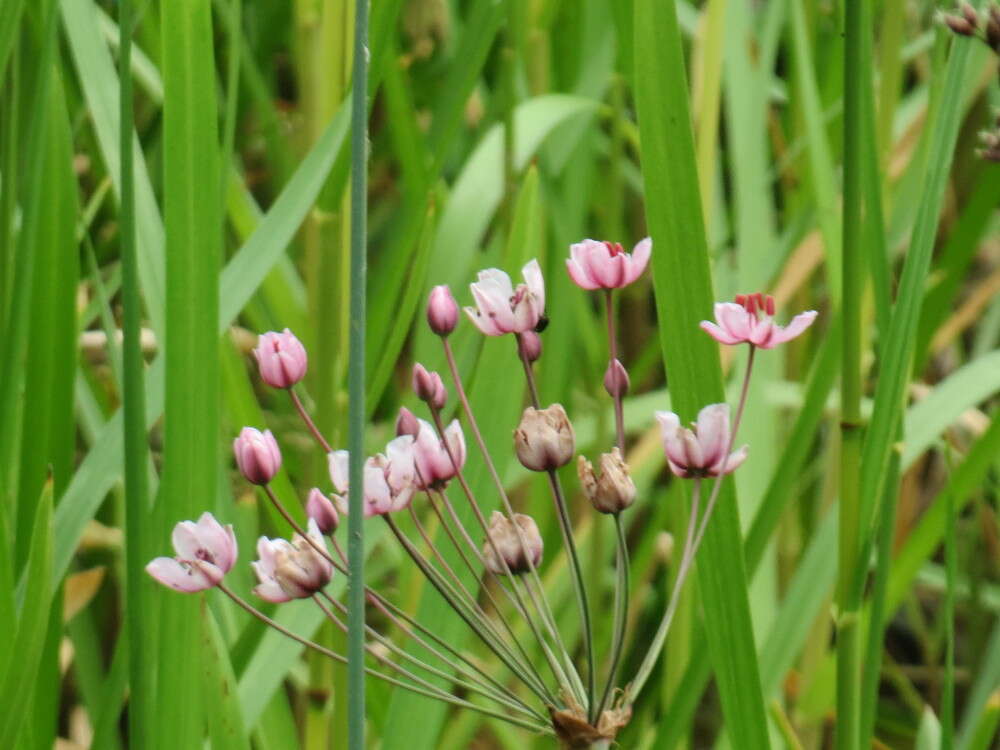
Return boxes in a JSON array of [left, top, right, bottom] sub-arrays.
[[464, 260, 545, 336], [654, 404, 748, 478], [146, 512, 237, 593], [700, 293, 817, 349], [252, 519, 333, 603], [253, 329, 308, 388], [566, 238, 651, 290], [412, 418, 466, 488], [328, 436, 417, 516]]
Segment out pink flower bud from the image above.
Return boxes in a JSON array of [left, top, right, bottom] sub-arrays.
[[253, 329, 308, 389], [514, 404, 575, 472], [427, 285, 459, 336], [396, 407, 420, 437], [412, 363, 447, 409], [233, 427, 282, 485], [604, 359, 630, 398], [146, 512, 238, 593], [306, 488, 339, 534], [518, 331, 542, 363]]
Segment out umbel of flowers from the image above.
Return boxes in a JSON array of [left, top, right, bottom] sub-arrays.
[[147, 236, 816, 747]]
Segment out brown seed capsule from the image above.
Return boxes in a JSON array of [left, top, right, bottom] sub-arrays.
[[482, 511, 543, 575], [514, 404, 575, 472], [578, 448, 637, 514]]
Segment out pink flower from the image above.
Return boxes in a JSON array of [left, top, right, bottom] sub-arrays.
[[700, 293, 817, 349], [427, 285, 459, 336], [306, 488, 339, 534], [566, 238, 651, 290], [412, 418, 466, 488], [654, 404, 748, 479], [146, 512, 237, 593], [412, 363, 447, 409], [464, 259, 546, 336], [252, 519, 333, 603], [233, 427, 282, 485], [253, 329, 308, 388], [328, 436, 417, 516]]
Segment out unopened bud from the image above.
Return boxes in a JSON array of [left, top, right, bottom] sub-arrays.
[[233, 427, 282, 485], [603, 359, 630, 398], [395, 406, 420, 437], [482, 511, 543, 575], [518, 331, 542, 363], [253, 329, 308, 388], [427, 285, 459, 336], [514, 404, 575, 472], [306, 488, 339, 534], [578, 448, 636, 514], [412, 363, 447, 409]]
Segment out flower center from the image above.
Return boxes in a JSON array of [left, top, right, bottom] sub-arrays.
[[735, 292, 775, 320], [603, 241, 624, 257]]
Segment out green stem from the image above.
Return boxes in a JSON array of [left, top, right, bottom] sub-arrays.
[[119, 0, 152, 742], [346, 0, 368, 744], [598, 513, 630, 715], [837, 0, 866, 746]]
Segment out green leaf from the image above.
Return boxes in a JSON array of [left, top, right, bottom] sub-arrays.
[[633, 0, 770, 745], [0, 480, 54, 746], [154, 1, 221, 746]]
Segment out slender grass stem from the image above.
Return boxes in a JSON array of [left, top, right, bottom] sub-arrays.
[[689, 344, 755, 553], [628, 478, 701, 699], [425, 488, 576, 693], [426, 410, 576, 691], [290, 389, 333, 453], [838, 0, 866, 745], [346, 0, 369, 743], [943, 476, 957, 750], [605, 289, 625, 451], [214, 583, 550, 733], [316, 590, 544, 720], [440, 338, 584, 701], [545, 468, 597, 722], [118, 0, 152, 741], [598, 513, 629, 715], [384, 515, 556, 704]]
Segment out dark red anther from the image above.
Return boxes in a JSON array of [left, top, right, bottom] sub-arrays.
[[735, 293, 747, 307], [604, 241, 624, 256], [746, 294, 757, 315], [765, 295, 775, 316]]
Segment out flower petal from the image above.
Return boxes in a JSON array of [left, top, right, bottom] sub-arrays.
[[715, 302, 752, 342], [328, 450, 350, 493], [768, 310, 818, 347], [521, 259, 545, 311], [146, 557, 219, 592], [566, 257, 600, 290], [699, 321, 744, 345], [624, 237, 652, 284], [695, 403, 730, 468]]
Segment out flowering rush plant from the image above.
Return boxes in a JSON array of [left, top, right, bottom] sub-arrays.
[[147, 238, 815, 747]]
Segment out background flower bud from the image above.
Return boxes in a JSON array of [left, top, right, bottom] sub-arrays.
[[233, 427, 282, 485], [253, 329, 308, 388], [427, 285, 459, 336], [412, 363, 447, 409], [395, 407, 420, 437], [578, 448, 636, 514], [518, 331, 542, 362], [603, 358, 630, 398], [306, 488, 339, 534], [514, 404, 575, 472]]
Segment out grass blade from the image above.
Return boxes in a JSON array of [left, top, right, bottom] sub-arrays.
[[156, 0, 221, 745], [633, 0, 770, 744]]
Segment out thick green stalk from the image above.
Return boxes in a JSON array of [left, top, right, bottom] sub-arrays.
[[347, 2, 369, 744], [119, 0, 153, 743], [837, 0, 866, 748]]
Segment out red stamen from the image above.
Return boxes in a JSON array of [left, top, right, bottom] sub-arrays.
[[765, 295, 775, 316], [604, 241, 624, 256], [746, 294, 757, 315], [735, 293, 747, 307]]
